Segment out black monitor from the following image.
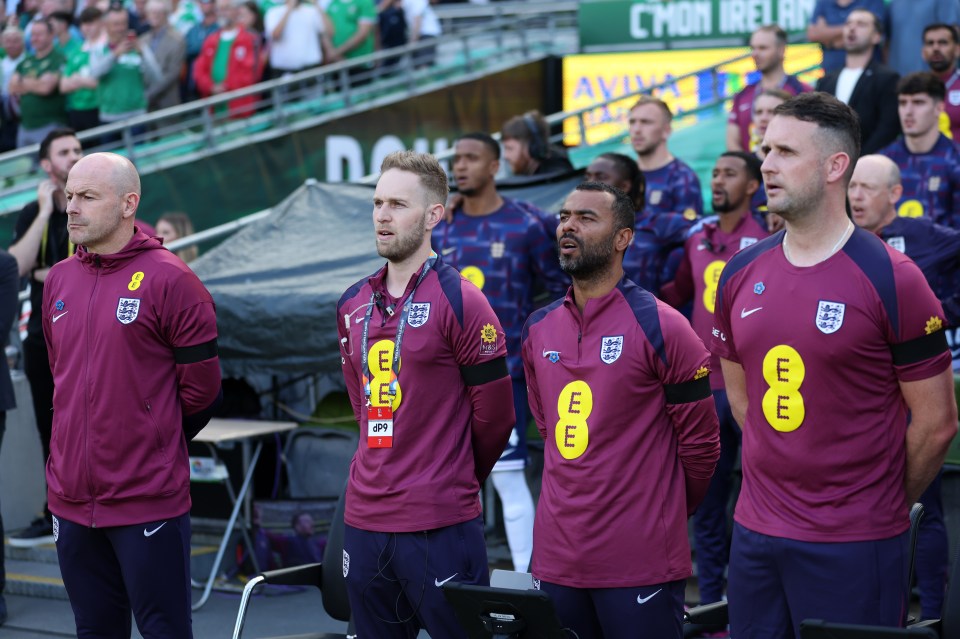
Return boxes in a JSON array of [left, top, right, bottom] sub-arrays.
[[800, 619, 939, 639], [441, 582, 571, 639]]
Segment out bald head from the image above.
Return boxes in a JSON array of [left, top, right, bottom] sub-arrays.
[[65, 153, 142, 254], [848, 154, 902, 233], [853, 154, 901, 188], [74, 153, 141, 199]]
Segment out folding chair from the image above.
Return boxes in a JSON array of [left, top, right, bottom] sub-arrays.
[[232, 483, 352, 639]]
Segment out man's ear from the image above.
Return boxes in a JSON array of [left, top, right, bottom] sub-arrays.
[[121, 192, 140, 220], [425, 202, 444, 230]]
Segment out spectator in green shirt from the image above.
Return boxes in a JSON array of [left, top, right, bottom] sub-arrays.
[[322, 0, 376, 66], [59, 7, 103, 132], [89, 6, 162, 127], [9, 19, 66, 148]]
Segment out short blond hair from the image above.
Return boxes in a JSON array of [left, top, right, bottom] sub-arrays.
[[629, 96, 673, 122], [379, 151, 449, 206]]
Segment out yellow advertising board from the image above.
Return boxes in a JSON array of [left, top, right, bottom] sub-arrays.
[[562, 44, 823, 146]]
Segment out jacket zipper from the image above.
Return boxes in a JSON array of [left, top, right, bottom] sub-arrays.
[[84, 255, 101, 527]]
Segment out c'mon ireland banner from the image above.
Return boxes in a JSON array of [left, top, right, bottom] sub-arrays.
[[561, 44, 823, 146]]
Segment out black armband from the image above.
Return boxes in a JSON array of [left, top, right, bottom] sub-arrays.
[[173, 337, 219, 365], [460, 357, 508, 386], [664, 375, 711, 405], [890, 331, 948, 367]]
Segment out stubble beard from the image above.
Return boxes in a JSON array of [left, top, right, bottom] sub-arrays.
[[377, 213, 427, 263], [558, 232, 617, 281]]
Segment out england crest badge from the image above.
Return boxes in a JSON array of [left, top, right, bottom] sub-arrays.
[[815, 300, 845, 334], [886, 236, 906, 253], [116, 298, 141, 324], [600, 335, 623, 364], [407, 302, 430, 327]]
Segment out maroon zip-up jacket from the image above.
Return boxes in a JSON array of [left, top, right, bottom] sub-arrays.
[[43, 229, 221, 528]]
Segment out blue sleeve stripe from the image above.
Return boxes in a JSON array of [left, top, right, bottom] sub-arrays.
[[841, 227, 899, 336], [617, 278, 667, 366], [521, 297, 564, 344], [715, 230, 784, 319], [436, 261, 465, 327], [337, 278, 370, 315]]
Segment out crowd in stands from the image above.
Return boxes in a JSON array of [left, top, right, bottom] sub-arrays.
[[0, 0, 458, 150]]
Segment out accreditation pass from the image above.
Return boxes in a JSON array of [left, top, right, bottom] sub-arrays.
[[367, 404, 394, 448]]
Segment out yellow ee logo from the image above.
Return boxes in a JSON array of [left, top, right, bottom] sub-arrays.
[[761, 345, 805, 432], [460, 266, 485, 290], [128, 271, 145, 291], [702, 260, 726, 313], [897, 200, 924, 218], [555, 380, 592, 460], [940, 111, 953, 139], [367, 339, 402, 410]]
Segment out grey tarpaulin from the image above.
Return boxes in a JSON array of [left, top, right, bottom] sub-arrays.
[[191, 170, 584, 379]]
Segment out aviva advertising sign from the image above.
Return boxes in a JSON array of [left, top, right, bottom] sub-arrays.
[[562, 44, 823, 146], [580, 0, 815, 51]]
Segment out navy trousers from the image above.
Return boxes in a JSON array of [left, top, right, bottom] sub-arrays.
[[728, 522, 908, 638], [55, 512, 193, 639], [537, 578, 685, 639], [344, 516, 489, 639]]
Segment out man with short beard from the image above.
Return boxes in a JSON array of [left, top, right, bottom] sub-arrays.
[[922, 23, 960, 140], [660, 151, 768, 618], [712, 92, 957, 637], [337, 151, 515, 638], [521, 181, 720, 639]]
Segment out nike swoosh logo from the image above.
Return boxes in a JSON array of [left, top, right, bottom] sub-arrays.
[[52, 311, 68, 323], [740, 307, 762, 318], [441, 247, 456, 255], [143, 522, 166, 537], [697, 244, 708, 251], [637, 588, 662, 605], [355, 316, 364, 324], [435, 573, 457, 587]]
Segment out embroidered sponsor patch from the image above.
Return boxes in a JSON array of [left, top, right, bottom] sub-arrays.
[[480, 323, 498, 355]]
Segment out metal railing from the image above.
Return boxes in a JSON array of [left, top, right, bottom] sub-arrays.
[[0, 3, 578, 215], [168, 48, 773, 253]]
